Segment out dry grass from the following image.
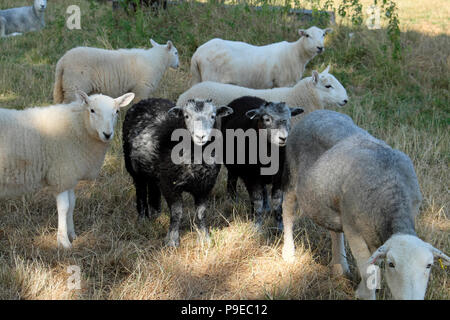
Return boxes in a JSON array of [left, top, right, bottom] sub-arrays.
[[0, 0, 448, 300]]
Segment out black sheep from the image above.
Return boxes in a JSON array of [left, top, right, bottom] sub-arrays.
[[123, 98, 233, 247], [221, 96, 303, 230]]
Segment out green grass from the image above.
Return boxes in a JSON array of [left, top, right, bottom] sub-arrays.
[[0, 0, 448, 299]]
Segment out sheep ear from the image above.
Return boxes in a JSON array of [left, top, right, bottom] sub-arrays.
[[322, 65, 330, 74], [76, 90, 90, 106], [367, 245, 388, 265], [324, 28, 333, 34], [166, 40, 173, 50], [216, 106, 233, 118], [168, 106, 184, 117], [298, 29, 306, 37], [312, 70, 320, 84], [150, 39, 159, 47], [245, 109, 260, 120], [290, 107, 304, 116], [429, 246, 450, 266], [115, 93, 135, 108]]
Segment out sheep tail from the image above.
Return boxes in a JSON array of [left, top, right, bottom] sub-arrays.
[[53, 60, 64, 103], [190, 57, 202, 86]]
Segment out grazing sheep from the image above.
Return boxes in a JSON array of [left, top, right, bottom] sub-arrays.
[[53, 39, 179, 104], [222, 96, 303, 230], [0, 91, 135, 249], [190, 26, 332, 88], [178, 67, 348, 115], [0, 0, 46, 37], [123, 98, 233, 247], [281, 110, 450, 300]]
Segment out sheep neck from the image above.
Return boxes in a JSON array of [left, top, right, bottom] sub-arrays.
[[144, 47, 170, 86], [295, 38, 315, 66], [288, 79, 322, 114], [32, 5, 45, 26]]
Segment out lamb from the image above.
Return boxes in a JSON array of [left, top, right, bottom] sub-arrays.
[[0, 91, 135, 249], [123, 98, 233, 247], [177, 67, 348, 115], [281, 110, 450, 300], [190, 26, 332, 88], [53, 39, 179, 104], [0, 0, 46, 37], [221, 96, 303, 230]]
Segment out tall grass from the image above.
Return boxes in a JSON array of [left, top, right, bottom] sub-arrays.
[[0, 0, 448, 299]]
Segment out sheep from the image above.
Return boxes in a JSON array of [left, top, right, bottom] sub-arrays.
[[177, 67, 348, 116], [0, 91, 135, 249], [190, 26, 332, 88], [221, 96, 303, 230], [116, 0, 167, 12], [123, 98, 233, 247], [0, 0, 46, 37], [281, 110, 450, 300], [53, 39, 179, 104]]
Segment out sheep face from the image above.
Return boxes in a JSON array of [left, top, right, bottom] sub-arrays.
[[368, 234, 450, 300], [151, 39, 179, 69], [34, 0, 47, 12], [312, 67, 348, 108], [77, 91, 135, 143], [169, 99, 233, 146], [245, 102, 303, 146], [298, 26, 332, 56]]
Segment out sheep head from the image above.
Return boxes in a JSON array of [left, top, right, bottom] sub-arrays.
[[311, 67, 348, 108], [368, 234, 450, 300], [77, 91, 135, 143], [168, 99, 233, 146], [245, 100, 303, 146]]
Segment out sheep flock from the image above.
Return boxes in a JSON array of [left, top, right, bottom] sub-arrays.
[[0, 0, 448, 301]]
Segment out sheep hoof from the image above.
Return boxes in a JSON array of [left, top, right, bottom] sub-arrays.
[[57, 236, 73, 249], [68, 232, 78, 242], [331, 264, 350, 277], [282, 250, 296, 263], [165, 232, 180, 248]]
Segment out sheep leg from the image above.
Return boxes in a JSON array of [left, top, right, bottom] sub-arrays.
[[330, 231, 350, 277], [262, 185, 271, 214], [67, 189, 77, 242], [166, 197, 183, 247], [271, 186, 283, 232], [226, 171, 238, 202], [282, 190, 297, 262], [134, 177, 149, 219], [0, 17, 5, 37], [344, 225, 376, 300], [243, 179, 264, 230], [147, 180, 161, 218], [194, 196, 210, 243], [55, 191, 72, 249]]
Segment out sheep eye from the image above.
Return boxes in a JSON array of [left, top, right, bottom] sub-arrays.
[[305, 34, 309, 38], [90, 109, 95, 114], [325, 85, 333, 89], [426, 264, 432, 269], [184, 114, 189, 119], [210, 115, 216, 120], [388, 262, 395, 268]]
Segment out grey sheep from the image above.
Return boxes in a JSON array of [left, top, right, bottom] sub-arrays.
[[0, 0, 46, 38], [281, 110, 450, 300]]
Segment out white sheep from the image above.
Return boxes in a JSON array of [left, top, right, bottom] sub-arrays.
[[0, 0, 46, 37], [178, 66, 348, 114], [281, 110, 450, 300], [0, 91, 135, 249], [190, 26, 332, 88], [53, 39, 179, 104]]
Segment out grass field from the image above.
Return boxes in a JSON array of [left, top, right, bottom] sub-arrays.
[[0, 0, 448, 299]]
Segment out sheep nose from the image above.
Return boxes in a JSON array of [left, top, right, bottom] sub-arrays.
[[317, 46, 323, 52], [103, 132, 112, 140], [279, 137, 287, 143], [343, 100, 348, 104], [195, 134, 206, 141]]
